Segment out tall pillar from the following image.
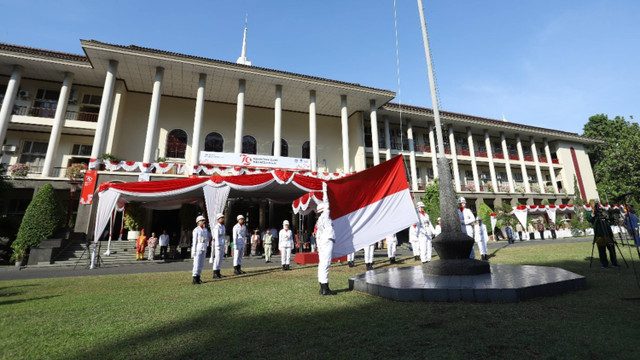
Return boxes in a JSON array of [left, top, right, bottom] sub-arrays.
[[90, 60, 118, 166], [0, 65, 22, 147], [190, 73, 207, 170], [407, 120, 418, 190], [309, 90, 317, 171], [467, 127, 480, 191], [142, 67, 164, 165], [384, 116, 391, 161], [531, 137, 545, 193], [516, 135, 530, 193], [340, 95, 350, 173], [370, 100, 380, 165], [429, 123, 438, 178], [544, 139, 559, 193], [500, 132, 515, 193], [42, 72, 74, 177], [448, 125, 461, 192], [234, 79, 246, 154], [484, 130, 498, 192], [273, 85, 282, 157]]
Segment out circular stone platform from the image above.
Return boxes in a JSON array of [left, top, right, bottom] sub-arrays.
[[348, 263, 587, 302]]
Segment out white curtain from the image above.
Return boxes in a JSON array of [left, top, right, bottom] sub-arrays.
[[203, 184, 231, 228], [546, 206, 556, 224], [93, 190, 120, 244]]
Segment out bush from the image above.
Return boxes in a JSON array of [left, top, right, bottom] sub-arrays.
[[477, 202, 494, 234], [10, 184, 64, 262], [420, 178, 440, 220], [124, 203, 145, 231]]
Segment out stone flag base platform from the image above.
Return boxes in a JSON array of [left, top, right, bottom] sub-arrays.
[[349, 263, 586, 302]]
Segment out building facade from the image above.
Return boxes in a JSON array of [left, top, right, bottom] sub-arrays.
[[0, 40, 599, 238]]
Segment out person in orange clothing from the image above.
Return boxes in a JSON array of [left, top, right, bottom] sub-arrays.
[[136, 229, 147, 260]]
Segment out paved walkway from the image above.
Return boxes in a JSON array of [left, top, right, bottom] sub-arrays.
[[0, 237, 595, 281]]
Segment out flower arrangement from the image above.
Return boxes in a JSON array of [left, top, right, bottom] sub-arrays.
[[9, 163, 29, 177], [531, 184, 541, 193], [465, 183, 476, 192], [486, 183, 494, 193], [100, 153, 119, 162], [65, 163, 87, 181], [545, 185, 555, 193], [514, 184, 525, 194]]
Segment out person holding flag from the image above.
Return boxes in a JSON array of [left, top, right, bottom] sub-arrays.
[[416, 202, 434, 263], [316, 202, 337, 295], [386, 233, 398, 264], [409, 224, 420, 261], [458, 197, 476, 258], [364, 243, 375, 270]]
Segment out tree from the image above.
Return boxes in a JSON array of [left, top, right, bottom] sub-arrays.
[[477, 202, 493, 234], [420, 178, 440, 220], [10, 184, 64, 262], [124, 203, 146, 231]]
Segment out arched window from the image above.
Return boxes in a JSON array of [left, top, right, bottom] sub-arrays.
[[242, 135, 257, 154], [204, 132, 224, 152], [166, 129, 187, 159], [302, 141, 310, 159], [271, 139, 288, 157]]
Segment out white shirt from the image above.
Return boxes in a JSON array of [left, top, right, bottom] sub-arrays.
[[474, 223, 489, 243], [233, 223, 247, 247], [192, 226, 210, 254], [434, 224, 442, 237], [213, 223, 226, 246], [417, 211, 434, 238], [386, 233, 397, 244], [458, 207, 475, 236], [409, 225, 418, 242], [316, 212, 335, 246], [159, 234, 170, 246], [279, 228, 293, 250]]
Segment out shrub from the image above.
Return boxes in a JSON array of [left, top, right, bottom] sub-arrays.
[[10, 184, 64, 262], [477, 202, 494, 234], [420, 178, 440, 220], [100, 153, 119, 162], [65, 163, 86, 181], [124, 203, 145, 231]]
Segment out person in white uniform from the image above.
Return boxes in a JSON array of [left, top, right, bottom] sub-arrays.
[[191, 215, 210, 284], [316, 202, 337, 295], [409, 224, 420, 261], [473, 216, 489, 261], [279, 220, 293, 271], [364, 243, 375, 270], [386, 233, 398, 264], [416, 202, 434, 264], [232, 214, 247, 275], [209, 213, 226, 278], [347, 252, 356, 267], [434, 217, 442, 237], [457, 196, 476, 259]]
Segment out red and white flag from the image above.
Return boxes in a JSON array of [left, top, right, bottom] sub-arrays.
[[327, 155, 419, 258]]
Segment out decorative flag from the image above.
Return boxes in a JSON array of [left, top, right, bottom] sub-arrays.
[[326, 156, 419, 258], [490, 213, 497, 237]]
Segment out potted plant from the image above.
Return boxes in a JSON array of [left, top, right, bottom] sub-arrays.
[[9, 163, 29, 178], [124, 203, 145, 240], [65, 163, 86, 181]]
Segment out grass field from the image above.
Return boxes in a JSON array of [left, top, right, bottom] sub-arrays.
[[1, 241, 640, 360]]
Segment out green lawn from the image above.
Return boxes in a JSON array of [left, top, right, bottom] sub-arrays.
[[1, 242, 639, 360]]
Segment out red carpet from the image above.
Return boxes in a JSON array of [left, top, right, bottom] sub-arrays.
[[293, 252, 347, 264]]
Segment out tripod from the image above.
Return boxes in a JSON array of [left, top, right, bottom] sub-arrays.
[[589, 214, 628, 269]]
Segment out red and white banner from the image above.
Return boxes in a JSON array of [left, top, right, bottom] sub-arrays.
[[79, 170, 98, 204], [200, 151, 311, 171], [326, 156, 418, 258]]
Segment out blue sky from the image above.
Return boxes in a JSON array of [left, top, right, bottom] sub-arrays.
[[2, 0, 638, 134]]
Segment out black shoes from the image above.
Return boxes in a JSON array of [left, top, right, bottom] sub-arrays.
[[414, 255, 420, 261], [365, 263, 374, 271], [348, 261, 355, 268], [319, 283, 337, 295], [234, 265, 245, 275], [282, 265, 287, 271], [192, 275, 202, 284], [213, 270, 223, 278], [390, 257, 396, 264], [480, 254, 489, 261]]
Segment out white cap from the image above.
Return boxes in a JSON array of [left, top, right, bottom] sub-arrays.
[[476, 216, 482, 221], [416, 201, 425, 208], [457, 196, 466, 204], [196, 215, 205, 223], [437, 217, 441, 221], [283, 220, 290, 226], [216, 213, 224, 220], [237, 215, 245, 221]]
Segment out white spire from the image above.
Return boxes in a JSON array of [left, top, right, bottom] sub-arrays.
[[236, 14, 252, 66], [502, 113, 508, 122]]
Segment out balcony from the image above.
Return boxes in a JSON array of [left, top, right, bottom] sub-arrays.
[[8, 105, 98, 122], [416, 145, 431, 153], [493, 153, 504, 159], [475, 150, 488, 158], [524, 155, 534, 162], [457, 149, 470, 156], [552, 159, 559, 164], [508, 154, 519, 161], [539, 157, 548, 163]]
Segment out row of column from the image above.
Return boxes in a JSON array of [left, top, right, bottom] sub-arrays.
[[372, 118, 559, 194]]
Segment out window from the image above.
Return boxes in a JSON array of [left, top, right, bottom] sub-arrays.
[[204, 132, 224, 152], [302, 141, 310, 159], [32, 89, 60, 118], [165, 129, 187, 159], [71, 144, 92, 156], [242, 135, 257, 155], [79, 94, 101, 122], [82, 94, 102, 105], [364, 126, 372, 147], [271, 139, 288, 157], [19, 141, 48, 170]]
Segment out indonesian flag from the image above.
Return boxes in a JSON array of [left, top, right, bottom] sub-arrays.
[[327, 155, 419, 258]]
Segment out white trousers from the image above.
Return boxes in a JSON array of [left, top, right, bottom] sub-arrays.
[[192, 250, 206, 276], [410, 239, 420, 256], [387, 241, 397, 258], [211, 244, 224, 270], [318, 240, 333, 284], [419, 236, 432, 262], [233, 242, 245, 266], [264, 244, 272, 262], [364, 244, 375, 263], [281, 247, 291, 265], [476, 238, 488, 255], [347, 252, 355, 262], [311, 244, 316, 252]]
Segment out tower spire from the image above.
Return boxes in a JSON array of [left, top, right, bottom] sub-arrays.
[[236, 14, 252, 66]]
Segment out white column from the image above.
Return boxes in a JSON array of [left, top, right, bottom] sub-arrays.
[[383, 116, 391, 161], [531, 137, 545, 194], [516, 135, 530, 193], [142, 67, 164, 165], [234, 79, 246, 154], [484, 130, 498, 192], [448, 125, 461, 192], [467, 127, 480, 191], [90, 60, 118, 165], [428, 123, 438, 178], [273, 85, 282, 157], [190, 73, 207, 170], [340, 95, 350, 173], [500, 132, 515, 193], [0, 65, 22, 147], [544, 138, 559, 193], [309, 90, 317, 171], [369, 100, 380, 166], [42, 72, 74, 177], [407, 120, 418, 190]]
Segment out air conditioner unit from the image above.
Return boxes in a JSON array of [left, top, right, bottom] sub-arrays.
[[1, 145, 17, 153], [18, 90, 29, 98]]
